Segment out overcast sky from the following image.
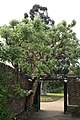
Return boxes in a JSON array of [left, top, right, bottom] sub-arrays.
[[0, 0, 80, 38]]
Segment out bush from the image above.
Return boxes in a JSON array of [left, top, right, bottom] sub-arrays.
[[0, 96, 13, 120], [47, 86, 64, 93], [0, 83, 13, 120]]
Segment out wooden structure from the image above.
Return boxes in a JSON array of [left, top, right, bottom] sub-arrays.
[[33, 77, 68, 113], [33, 72, 80, 114]]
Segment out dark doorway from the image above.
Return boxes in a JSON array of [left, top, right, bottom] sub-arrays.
[[34, 78, 68, 113]]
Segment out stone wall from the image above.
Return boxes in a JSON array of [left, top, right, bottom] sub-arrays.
[[68, 74, 80, 106], [0, 62, 28, 116]]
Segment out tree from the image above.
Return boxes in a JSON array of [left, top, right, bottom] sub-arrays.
[[0, 18, 53, 108], [0, 18, 80, 98], [0, 5, 80, 109], [24, 4, 55, 25], [46, 20, 80, 78], [0, 19, 52, 79]]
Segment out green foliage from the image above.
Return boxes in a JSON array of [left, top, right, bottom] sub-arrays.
[[0, 95, 13, 120], [0, 10, 80, 120], [0, 65, 14, 120], [0, 83, 13, 120], [0, 67, 28, 119], [0, 4, 79, 119], [47, 80, 64, 93], [14, 84, 28, 97], [0, 18, 79, 77], [9, 19, 19, 28], [40, 93, 64, 102], [74, 65, 80, 78], [50, 86, 64, 93]]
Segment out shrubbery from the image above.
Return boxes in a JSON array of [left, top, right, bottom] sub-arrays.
[[0, 97, 13, 120], [47, 86, 64, 93], [0, 84, 13, 120]]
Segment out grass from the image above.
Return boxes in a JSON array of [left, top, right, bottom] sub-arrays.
[[40, 93, 64, 102]]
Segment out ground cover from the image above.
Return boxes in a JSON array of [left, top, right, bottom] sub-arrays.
[[40, 93, 64, 102]]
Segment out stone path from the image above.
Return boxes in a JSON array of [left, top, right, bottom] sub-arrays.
[[30, 98, 76, 120]]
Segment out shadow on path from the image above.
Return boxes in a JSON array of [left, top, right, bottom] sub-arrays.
[[30, 98, 75, 120]]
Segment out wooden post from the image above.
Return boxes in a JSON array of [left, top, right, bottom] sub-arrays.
[[64, 79, 67, 113], [36, 82, 41, 111], [37, 82, 41, 111]]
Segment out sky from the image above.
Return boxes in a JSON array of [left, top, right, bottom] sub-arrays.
[[0, 0, 80, 38]]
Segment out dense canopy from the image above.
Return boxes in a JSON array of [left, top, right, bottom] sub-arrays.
[[0, 13, 80, 78]]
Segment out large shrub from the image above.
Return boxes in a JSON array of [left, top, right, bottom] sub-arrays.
[[0, 67, 13, 120], [0, 83, 13, 120], [0, 96, 13, 120]]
